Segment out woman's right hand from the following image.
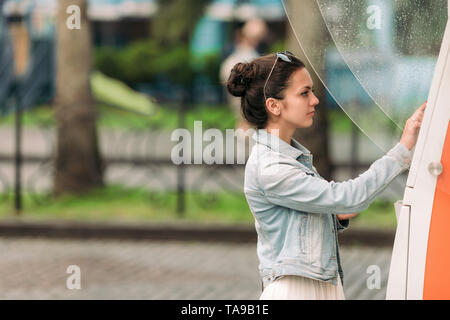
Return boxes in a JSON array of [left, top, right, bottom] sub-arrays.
[[400, 102, 427, 151]]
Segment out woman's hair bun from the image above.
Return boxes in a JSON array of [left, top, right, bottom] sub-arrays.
[[226, 62, 257, 97]]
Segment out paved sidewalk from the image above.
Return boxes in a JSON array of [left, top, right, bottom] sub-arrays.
[[0, 237, 393, 300]]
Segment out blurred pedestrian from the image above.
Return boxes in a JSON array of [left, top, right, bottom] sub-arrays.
[[220, 18, 268, 133]]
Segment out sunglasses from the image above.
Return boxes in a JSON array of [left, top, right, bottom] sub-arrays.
[[263, 51, 295, 101]]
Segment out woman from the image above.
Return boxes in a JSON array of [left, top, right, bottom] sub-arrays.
[[226, 51, 426, 300]]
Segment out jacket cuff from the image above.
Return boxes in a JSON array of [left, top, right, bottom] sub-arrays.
[[386, 142, 413, 169], [337, 218, 350, 233]]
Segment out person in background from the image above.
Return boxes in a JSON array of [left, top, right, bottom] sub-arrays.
[[220, 18, 268, 133]]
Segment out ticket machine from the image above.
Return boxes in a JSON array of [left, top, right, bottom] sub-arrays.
[[386, 1, 450, 300]]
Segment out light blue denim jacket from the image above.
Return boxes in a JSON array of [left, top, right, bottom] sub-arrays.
[[244, 129, 413, 288]]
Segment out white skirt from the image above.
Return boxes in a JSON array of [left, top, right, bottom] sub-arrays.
[[259, 274, 346, 300]]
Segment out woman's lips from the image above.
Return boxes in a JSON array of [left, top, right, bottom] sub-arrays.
[[308, 112, 315, 116]]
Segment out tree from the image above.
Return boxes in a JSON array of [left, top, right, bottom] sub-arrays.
[[287, 0, 332, 180], [53, 0, 104, 195], [152, 0, 210, 46]]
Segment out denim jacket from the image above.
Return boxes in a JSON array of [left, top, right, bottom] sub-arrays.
[[244, 129, 413, 288]]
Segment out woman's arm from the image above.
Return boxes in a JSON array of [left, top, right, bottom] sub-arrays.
[[257, 142, 412, 215], [256, 103, 425, 215], [253, 103, 426, 214]]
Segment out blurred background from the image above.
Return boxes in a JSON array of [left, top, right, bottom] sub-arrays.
[[0, 0, 446, 299]]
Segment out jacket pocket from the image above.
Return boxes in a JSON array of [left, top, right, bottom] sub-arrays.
[[299, 213, 309, 254], [309, 214, 325, 268]]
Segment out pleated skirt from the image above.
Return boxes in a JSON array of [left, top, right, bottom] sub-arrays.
[[259, 274, 346, 300]]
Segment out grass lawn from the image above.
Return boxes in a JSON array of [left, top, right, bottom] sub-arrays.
[[0, 103, 237, 132], [0, 186, 254, 225], [0, 185, 397, 230], [0, 103, 352, 133]]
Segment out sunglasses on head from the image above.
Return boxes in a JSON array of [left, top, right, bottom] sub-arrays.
[[263, 50, 296, 101]]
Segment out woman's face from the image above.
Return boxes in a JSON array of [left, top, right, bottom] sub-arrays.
[[279, 67, 319, 128]]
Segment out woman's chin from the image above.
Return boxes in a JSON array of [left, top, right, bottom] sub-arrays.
[[299, 119, 314, 128]]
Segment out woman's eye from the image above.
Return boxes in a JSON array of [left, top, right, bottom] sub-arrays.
[[301, 89, 315, 96]]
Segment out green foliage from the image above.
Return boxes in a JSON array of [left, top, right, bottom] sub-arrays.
[[94, 0, 218, 87], [328, 108, 353, 133], [97, 103, 236, 131], [152, 0, 210, 45], [197, 53, 222, 84], [350, 200, 396, 230], [268, 40, 287, 55], [0, 103, 237, 131], [0, 105, 54, 127], [94, 40, 185, 84], [94, 39, 221, 86], [119, 40, 161, 83], [94, 47, 123, 80]]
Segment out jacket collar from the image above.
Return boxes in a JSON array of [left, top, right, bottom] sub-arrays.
[[252, 129, 311, 160]]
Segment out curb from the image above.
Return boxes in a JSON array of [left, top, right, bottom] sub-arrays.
[[0, 219, 395, 247], [338, 228, 395, 247]]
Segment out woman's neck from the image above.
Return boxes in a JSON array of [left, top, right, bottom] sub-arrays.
[[265, 126, 296, 145]]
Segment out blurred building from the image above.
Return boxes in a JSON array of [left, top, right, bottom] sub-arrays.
[[2, 0, 158, 46], [1, 0, 288, 106], [2, 0, 286, 48]]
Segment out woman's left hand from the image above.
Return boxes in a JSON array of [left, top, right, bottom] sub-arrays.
[[337, 213, 360, 220]]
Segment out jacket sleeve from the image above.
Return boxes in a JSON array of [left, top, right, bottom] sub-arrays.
[[258, 142, 413, 215], [312, 165, 351, 232]]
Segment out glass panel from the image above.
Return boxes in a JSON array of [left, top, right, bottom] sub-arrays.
[[282, 0, 447, 152]]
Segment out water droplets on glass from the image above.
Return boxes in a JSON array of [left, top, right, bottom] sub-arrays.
[[282, 0, 447, 152]]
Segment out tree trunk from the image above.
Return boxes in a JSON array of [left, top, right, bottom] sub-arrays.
[[54, 0, 104, 196], [287, 0, 332, 180]]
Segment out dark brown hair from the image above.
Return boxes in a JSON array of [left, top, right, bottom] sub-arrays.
[[226, 53, 305, 129]]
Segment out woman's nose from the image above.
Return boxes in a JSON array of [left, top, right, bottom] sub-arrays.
[[311, 94, 319, 106]]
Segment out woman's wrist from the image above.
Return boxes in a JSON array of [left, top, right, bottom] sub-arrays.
[[399, 139, 413, 151], [387, 142, 414, 169]]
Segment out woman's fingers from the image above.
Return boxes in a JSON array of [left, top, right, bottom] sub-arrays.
[[401, 102, 427, 150], [413, 102, 427, 120], [408, 102, 426, 126]]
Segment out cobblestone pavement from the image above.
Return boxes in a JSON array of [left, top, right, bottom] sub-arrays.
[[0, 237, 393, 300]]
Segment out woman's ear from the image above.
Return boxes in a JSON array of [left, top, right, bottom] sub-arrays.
[[265, 98, 281, 116]]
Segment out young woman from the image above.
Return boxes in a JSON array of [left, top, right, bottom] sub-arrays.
[[226, 51, 426, 300]]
